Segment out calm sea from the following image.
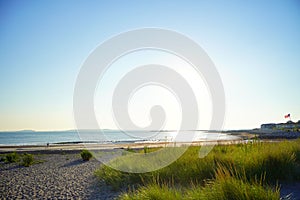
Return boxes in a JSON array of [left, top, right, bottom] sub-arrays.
[[0, 130, 239, 146]]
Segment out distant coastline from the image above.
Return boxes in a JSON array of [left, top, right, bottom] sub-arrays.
[[225, 120, 300, 140]]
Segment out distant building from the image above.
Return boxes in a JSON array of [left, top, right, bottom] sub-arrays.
[[261, 123, 276, 129], [261, 120, 300, 130]]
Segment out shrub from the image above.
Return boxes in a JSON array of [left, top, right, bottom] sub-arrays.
[[81, 149, 93, 161], [21, 153, 34, 167], [5, 152, 19, 163], [143, 146, 149, 154], [126, 147, 135, 153], [0, 156, 5, 162]]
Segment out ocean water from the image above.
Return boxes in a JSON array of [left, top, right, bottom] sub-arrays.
[[0, 130, 239, 146]]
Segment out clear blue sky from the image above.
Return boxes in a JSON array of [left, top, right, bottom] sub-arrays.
[[0, 0, 299, 131]]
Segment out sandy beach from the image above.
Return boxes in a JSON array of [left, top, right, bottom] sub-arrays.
[[1, 147, 299, 199], [0, 138, 246, 153], [0, 150, 121, 200], [1, 139, 300, 199], [0, 141, 235, 200]]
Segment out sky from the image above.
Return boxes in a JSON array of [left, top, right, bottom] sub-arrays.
[[0, 0, 299, 131]]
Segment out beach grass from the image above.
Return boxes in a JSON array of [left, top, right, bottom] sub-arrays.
[[95, 139, 300, 198], [119, 167, 280, 200]]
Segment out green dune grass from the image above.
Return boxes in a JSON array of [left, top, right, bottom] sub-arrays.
[[95, 139, 300, 199], [119, 168, 280, 200]]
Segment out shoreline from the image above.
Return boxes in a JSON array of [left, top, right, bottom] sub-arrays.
[[1, 129, 299, 153], [0, 138, 290, 153], [0, 140, 240, 152]]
